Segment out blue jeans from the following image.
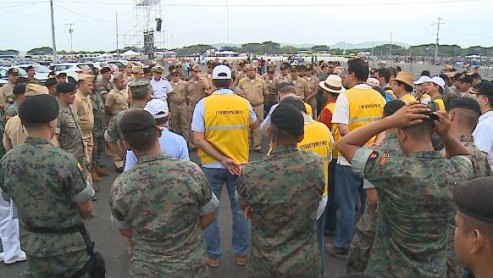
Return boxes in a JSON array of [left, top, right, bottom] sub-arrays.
[[334, 164, 366, 249], [202, 167, 250, 259], [317, 211, 326, 276]]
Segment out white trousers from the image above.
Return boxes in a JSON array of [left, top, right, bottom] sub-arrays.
[[0, 194, 21, 261]]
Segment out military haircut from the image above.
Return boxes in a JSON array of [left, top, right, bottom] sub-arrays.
[[212, 79, 231, 89], [154, 116, 169, 126], [383, 100, 405, 117], [280, 96, 307, 113], [451, 108, 479, 132], [401, 119, 434, 142], [15, 76, 28, 85], [278, 83, 296, 94], [347, 59, 369, 82], [376, 67, 391, 83], [129, 85, 150, 100], [460, 211, 493, 240], [13, 83, 27, 97]]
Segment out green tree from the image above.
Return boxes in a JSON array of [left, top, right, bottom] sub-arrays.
[[27, 46, 53, 55], [175, 44, 214, 55], [311, 45, 330, 52], [0, 49, 19, 55]]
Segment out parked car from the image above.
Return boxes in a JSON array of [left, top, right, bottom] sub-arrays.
[[106, 60, 128, 71], [0, 66, 27, 87], [49, 63, 92, 81], [15, 64, 51, 81]]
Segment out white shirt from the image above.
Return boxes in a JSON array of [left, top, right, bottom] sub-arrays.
[[473, 110, 493, 169], [150, 78, 174, 101], [332, 84, 373, 166]]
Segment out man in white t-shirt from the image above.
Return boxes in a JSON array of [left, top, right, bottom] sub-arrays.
[[150, 66, 173, 102], [473, 82, 493, 170], [327, 59, 385, 259]]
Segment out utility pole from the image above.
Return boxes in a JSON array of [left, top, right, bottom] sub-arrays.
[[432, 17, 443, 65], [226, 0, 229, 44], [116, 13, 119, 58], [50, 0, 57, 63], [66, 23, 74, 53]]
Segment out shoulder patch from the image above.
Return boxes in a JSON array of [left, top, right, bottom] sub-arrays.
[[379, 153, 390, 166], [77, 162, 84, 173]]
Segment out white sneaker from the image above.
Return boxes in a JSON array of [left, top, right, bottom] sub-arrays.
[[0, 251, 4, 262], [4, 250, 27, 264]]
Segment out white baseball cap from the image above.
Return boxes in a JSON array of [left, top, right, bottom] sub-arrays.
[[144, 99, 169, 119], [430, 76, 445, 89], [413, 75, 432, 85], [212, 65, 232, 80]]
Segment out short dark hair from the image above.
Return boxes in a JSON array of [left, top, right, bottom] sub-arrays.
[[376, 68, 391, 83], [347, 59, 369, 82], [280, 96, 307, 113], [15, 77, 28, 85], [212, 79, 232, 89], [155, 116, 169, 126], [421, 70, 431, 77], [20, 121, 48, 129], [13, 83, 27, 97]]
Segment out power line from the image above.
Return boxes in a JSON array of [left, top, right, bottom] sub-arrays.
[[0, 2, 47, 9]]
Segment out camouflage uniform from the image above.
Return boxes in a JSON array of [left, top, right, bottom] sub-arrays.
[[350, 145, 474, 277], [0, 109, 6, 158], [346, 133, 401, 273], [110, 153, 219, 277], [97, 79, 114, 94], [57, 103, 86, 167], [446, 135, 492, 277], [106, 103, 146, 142], [5, 102, 18, 120], [236, 146, 324, 277], [90, 90, 106, 169], [0, 137, 94, 277]]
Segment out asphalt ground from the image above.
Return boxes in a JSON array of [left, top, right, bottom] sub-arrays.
[[0, 135, 349, 278]]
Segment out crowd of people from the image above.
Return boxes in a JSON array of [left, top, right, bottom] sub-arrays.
[[0, 56, 492, 277]]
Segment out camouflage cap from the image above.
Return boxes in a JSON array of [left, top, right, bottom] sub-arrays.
[[152, 66, 164, 74], [8, 68, 19, 75], [128, 79, 151, 100]]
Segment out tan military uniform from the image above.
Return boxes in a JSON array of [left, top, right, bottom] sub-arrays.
[[74, 91, 94, 164], [0, 81, 15, 106], [186, 78, 208, 147], [292, 77, 310, 100], [272, 74, 291, 92], [169, 80, 190, 143], [237, 77, 268, 150], [97, 79, 114, 94], [304, 76, 320, 118], [263, 73, 279, 110], [202, 73, 214, 95], [3, 115, 59, 152], [234, 71, 247, 87], [105, 88, 129, 116]]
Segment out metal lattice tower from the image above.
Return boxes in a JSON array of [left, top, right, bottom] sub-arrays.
[[124, 0, 163, 55]]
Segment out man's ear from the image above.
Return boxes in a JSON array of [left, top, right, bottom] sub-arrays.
[[266, 125, 272, 137], [296, 135, 304, 143]]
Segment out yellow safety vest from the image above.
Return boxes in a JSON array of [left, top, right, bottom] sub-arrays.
[[198, 94, 251, 165], [432, 98, 445, 110], [346, 87, 385, 145], [297, 120, 332, 196], [399, 94, 417, 104]]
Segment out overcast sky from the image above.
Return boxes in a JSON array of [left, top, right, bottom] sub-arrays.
[[1, 0, 491, 52]]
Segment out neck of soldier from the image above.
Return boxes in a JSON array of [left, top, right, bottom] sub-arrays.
[[133, 140, 161, 159], [131, 99, 147, 107], [26, 127, 52, 141], [449, 123, 472, 139], [272, 139, 297, 149]]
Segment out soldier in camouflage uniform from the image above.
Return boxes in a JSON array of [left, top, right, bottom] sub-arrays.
[[0, 94, 95, 277], [56, 82, 87, 169], [236, 104, 324, 277], [110, 109, 218, 277], [346, 100, 405, 274], [97, 67, 114, 94], [446, 97, 492, 277], [90, 77, 109, 180], [337, 102, 474, 277], [104, 80, 152, 172]]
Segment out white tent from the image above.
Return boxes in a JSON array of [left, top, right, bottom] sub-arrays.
[[121, 50, 140, 57]]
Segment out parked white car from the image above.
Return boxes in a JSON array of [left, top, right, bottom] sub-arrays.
[[49, 63, 92, 81], [15, 64, 51, 81], [0, 66, 27, 87]]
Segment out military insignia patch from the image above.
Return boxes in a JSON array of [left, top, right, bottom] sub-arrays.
[[379, 153, 390, 165], [77, 162, 84, 172]]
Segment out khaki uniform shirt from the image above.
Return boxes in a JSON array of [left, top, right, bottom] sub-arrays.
[[73, 91, 94, 133], [292, 77, 310, 99], [272, 74, 291, 92], [169, 80, 188, 104], [237, 77, 268, 106], [3, 116, 59, 152], [105, 88, 128, 116], [97, 79, 114, 94], [186, 78, 207, 106], [0, 81, 15, 105], [263, 74, 278, 95]]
